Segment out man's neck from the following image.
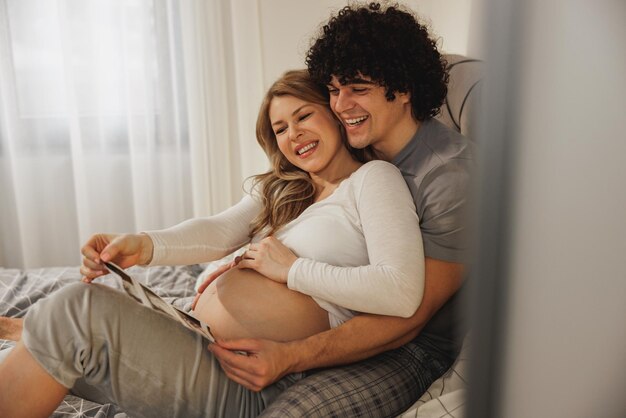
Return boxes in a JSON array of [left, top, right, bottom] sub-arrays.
[[372, 118, 421, 162]]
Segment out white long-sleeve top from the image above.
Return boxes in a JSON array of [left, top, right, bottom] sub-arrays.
[[146, 160, 425, 327]]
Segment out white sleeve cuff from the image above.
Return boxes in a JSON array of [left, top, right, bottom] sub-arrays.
[[287, 257, 306, 290], [142, 231, 165, 266]]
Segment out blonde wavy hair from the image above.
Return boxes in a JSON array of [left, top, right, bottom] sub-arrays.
[[248, 69, 368, 238]]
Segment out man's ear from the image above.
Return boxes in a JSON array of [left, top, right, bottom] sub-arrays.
[[396, 91, 411, 105]]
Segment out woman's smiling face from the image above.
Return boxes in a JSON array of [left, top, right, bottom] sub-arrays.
[[269, 95, 348, 176]]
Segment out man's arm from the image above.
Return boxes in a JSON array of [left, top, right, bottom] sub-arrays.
[[209, 257, 464, 391]]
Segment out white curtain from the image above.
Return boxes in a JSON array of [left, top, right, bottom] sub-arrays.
[[0, 0, 266, 269], [178, 0, 266, 217]]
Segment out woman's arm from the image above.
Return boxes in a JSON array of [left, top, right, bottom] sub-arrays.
[[238, 161, 425, 318], [144, 195, 261, 266], [81, 196, 261, 280], [209, 257, 464, 391], [287, 161, 424, 318]]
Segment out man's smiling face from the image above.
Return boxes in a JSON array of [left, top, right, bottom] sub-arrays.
[[327, 75, 411, 152]]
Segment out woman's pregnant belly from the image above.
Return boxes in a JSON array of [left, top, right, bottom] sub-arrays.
[[193, 268, 330, 342]]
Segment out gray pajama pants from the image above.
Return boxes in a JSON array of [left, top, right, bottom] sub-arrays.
[[22, 282, 301, 418]]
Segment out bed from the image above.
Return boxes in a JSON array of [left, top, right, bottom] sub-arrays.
[[0, 263, 468, 418], [0, 54, 478, 417], [0, 264, 202, 417]]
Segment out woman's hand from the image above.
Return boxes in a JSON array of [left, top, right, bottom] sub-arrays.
[[190, 258, 241, 310], [80, 233, 154, 282], [236, 237, 298, 284]]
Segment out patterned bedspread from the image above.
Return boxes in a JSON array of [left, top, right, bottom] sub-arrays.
[[0, 264, 467, 418]]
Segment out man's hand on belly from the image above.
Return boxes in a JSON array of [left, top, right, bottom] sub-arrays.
[[208, 257, 465, 391], [209, 338, 296, 392]]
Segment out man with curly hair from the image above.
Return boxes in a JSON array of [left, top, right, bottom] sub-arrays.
[[210, 3, 472, 416]]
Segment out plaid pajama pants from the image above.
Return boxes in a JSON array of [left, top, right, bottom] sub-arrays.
[[260, 335, 453, 418]]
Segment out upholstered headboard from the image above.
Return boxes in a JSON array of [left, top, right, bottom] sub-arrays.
[[435, 54, 483, 140]]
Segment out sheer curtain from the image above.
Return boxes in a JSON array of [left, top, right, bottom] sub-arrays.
[[0, 0, 266, 269]]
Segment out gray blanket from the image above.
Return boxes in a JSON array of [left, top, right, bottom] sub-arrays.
[[0, 264, 203, 417], [0, 264, 468, 418]]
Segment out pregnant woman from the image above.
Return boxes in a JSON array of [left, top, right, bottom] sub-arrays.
[[0, 70, 424, 418]]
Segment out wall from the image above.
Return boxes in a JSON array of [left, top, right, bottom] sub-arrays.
[[256, 0, 475, 89], [466, 0, 626, 416], [499, 0, 626, 415], [226, 0, 478, 186]]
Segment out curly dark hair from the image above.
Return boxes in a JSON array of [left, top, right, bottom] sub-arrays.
[[306, 2, 448, 121]]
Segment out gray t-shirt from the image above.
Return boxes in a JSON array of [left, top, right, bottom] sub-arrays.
[[392, 118, 473, 358]]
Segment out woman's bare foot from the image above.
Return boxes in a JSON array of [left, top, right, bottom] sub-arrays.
[[0, 317, 23, 341]]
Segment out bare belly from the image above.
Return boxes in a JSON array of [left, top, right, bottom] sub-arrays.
[[193, 268, 330, 341]]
